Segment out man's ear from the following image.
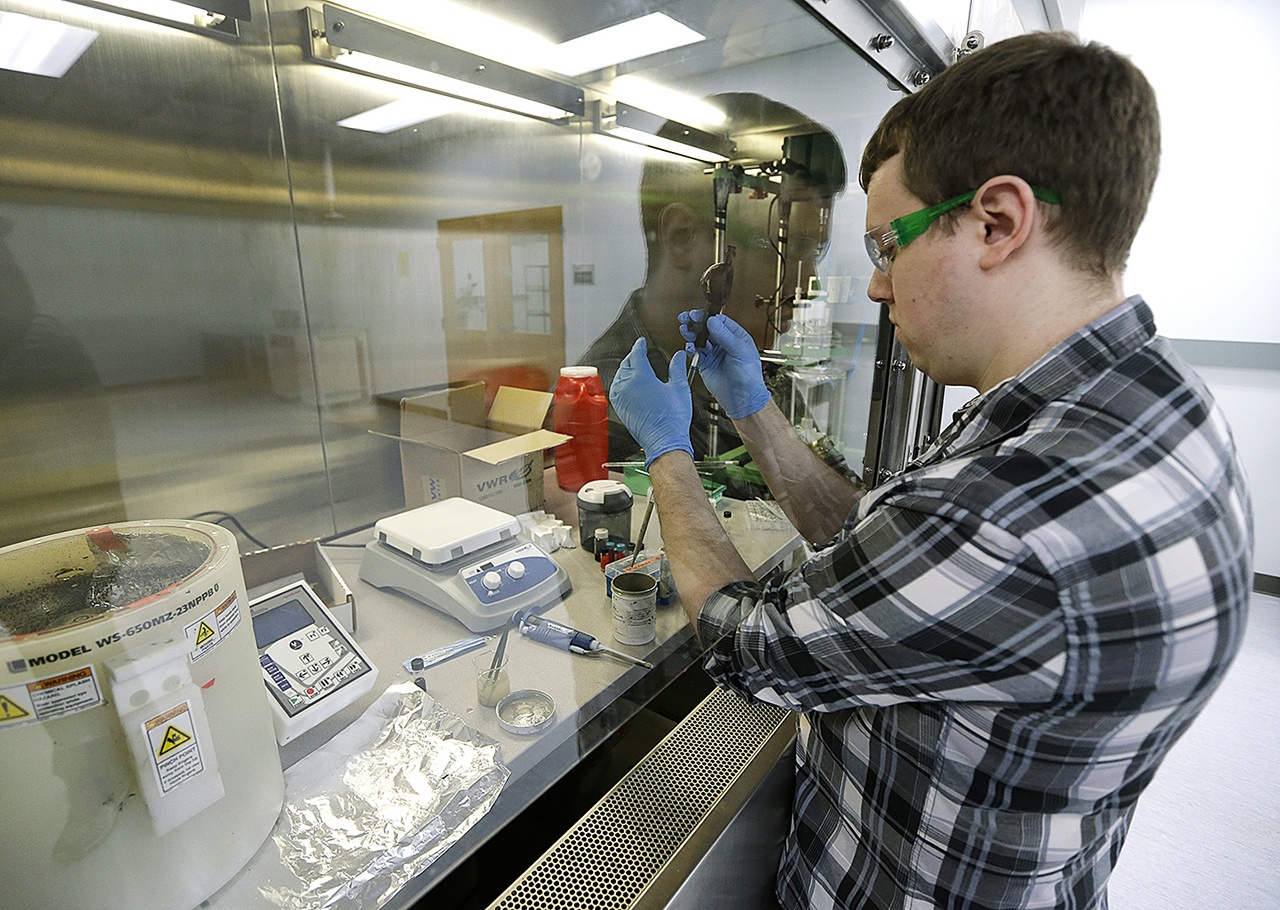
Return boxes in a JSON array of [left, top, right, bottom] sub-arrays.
[[658, 203, 708, 272], [971, 176, 1038, 270]]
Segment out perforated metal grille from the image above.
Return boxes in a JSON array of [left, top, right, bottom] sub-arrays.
[[491, 687, 790, 910]]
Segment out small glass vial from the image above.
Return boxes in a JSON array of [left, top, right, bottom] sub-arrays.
[[473, 651, 511, 708]]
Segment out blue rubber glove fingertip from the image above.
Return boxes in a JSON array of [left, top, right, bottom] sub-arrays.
[[671, 348, 688, 378]]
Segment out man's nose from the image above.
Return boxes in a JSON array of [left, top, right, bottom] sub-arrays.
[[867, 268, 893, 305]]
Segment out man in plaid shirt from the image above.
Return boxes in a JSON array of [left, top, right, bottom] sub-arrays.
[[609, 32, 1254, 910]]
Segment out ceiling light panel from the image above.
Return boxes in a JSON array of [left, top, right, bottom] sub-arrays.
[[542, 12, 704, 76]]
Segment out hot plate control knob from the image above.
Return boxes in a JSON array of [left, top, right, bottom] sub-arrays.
[[507, 561, 526, 579], [482, 571, 502, 590]]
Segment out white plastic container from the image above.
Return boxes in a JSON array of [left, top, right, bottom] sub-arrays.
[[0, 521, 284, 910], [575, 479, 633, 550]]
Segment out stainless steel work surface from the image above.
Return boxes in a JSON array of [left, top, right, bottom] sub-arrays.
[[211, 477, 801, 908]]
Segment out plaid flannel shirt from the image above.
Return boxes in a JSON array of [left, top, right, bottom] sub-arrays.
[[700, 297, 1254, 910]]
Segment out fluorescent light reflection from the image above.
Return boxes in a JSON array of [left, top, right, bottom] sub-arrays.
[[338, 96, 462, 132], [344, 4, 703, 77], [0, 11, 98, 77], [340, 51, 576, 120], [605, 125, 726, 163], [543, 13, 704, 75], [606, 75, 725, 129], [338, 93, 517, 133]]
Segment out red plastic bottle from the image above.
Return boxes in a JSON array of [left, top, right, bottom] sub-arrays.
[[553, 366, 608, 492]]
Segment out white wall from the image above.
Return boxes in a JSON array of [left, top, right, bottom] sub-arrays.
[[1080, 0, 1280, 343], [1078, 0, 1280, 576]]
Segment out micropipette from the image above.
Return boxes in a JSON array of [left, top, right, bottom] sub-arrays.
[[514, 612, 654, 669]]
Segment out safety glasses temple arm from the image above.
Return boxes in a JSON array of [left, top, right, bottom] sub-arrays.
[[890, 185, 1060, 249]]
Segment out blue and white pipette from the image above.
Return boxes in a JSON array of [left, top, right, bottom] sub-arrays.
[[514, 612, 653, 669]]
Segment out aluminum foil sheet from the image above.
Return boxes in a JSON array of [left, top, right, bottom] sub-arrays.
[[259, 681, 508, 909]]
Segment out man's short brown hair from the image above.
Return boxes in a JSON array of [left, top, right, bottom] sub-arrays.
[[860, 32, 1160, 277]]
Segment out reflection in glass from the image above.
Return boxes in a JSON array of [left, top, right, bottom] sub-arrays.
[[451, 237, 487, 331], [511, 232, 550, 335], [1, 0, 898, 550]]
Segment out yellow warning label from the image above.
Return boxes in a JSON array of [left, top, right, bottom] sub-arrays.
[[143, 701, 206, 792], [0, 694, 31, 722], [157, 724, 193, 757], [194, 621, 216, 646], [185, 593, 240, 663], [30, 667, 94, 690], [145, 702, 190, 730], [0, 666, 101, 731]]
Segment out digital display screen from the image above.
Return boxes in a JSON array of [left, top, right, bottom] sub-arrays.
[[253, 597, 314, 649]]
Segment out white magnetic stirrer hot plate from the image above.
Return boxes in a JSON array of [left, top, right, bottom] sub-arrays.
[[359, 498, 571, 632]]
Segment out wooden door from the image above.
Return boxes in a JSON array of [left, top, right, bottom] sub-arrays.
[[438, 206, 565, 400]]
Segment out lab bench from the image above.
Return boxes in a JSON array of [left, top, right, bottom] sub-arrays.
[[214, 474, 803, 909]]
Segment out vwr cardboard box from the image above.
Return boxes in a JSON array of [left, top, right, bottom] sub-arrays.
[[374, 381, 569, 515]]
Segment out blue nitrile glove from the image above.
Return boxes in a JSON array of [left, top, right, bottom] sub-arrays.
[[609, 338, 694, 467], [678, 310, 771, 419]]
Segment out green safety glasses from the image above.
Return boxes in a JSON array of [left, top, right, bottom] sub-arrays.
[[864, 186, 1061, 275]]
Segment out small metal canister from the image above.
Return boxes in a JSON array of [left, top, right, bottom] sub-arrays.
[[611, 571, 657, 646], [576, 479, 633, 551]]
